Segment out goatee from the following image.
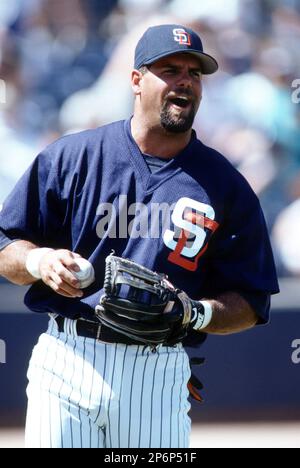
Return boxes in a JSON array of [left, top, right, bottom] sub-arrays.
[[160, 100, 196, 134]]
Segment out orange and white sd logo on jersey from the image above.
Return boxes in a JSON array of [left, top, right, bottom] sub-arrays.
[[173, 28, 191, 46], [163, 197, 220, 272]]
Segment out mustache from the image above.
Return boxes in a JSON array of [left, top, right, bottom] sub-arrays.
[[166, 88, 196, 100]]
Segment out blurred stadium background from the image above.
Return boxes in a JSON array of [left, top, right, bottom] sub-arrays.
[[0, 0, 300, 448]]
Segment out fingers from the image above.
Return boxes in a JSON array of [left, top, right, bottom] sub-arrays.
[[39, 249, 85, 298], [46, 278, 78, 298], [50, 270, 83, 298], [53, 258, 80, 287], [58, 251, 82, 273]]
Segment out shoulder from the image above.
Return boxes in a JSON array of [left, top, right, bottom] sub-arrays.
[[38, 121, 126, 168], [46, 120, 125, 154], [192, 138, 259, 205], [192, 138, 239, 177]]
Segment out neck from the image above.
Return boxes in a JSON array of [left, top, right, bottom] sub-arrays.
[[131, 114, 193, 159]]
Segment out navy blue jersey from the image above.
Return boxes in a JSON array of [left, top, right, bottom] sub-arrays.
[[0, 119, 279, 345]]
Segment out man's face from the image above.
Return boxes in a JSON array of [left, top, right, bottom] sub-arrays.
[[133, 54, 203, 133]]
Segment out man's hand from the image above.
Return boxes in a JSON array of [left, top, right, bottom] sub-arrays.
[[0, 241, 87, 298], [39, 249, 84, 298]]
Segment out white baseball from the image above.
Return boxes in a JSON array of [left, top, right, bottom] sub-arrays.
[[72, 258, 95, 289]]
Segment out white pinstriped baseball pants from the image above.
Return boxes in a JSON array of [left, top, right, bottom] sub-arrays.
[[25, 316, 192, 448]]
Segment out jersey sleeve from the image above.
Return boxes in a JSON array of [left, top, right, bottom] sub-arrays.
[[0, 143, 68, 248], [0, 228, 20, 251], [203, 176, 279, 323]]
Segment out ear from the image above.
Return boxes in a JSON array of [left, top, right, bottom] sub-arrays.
[[131, 70, 143, 96]]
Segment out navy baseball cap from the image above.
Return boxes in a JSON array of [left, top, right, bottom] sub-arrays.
[[134, 24, 218, 75]]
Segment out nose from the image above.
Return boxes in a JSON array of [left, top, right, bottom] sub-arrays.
[[176, 70, 193, 88]]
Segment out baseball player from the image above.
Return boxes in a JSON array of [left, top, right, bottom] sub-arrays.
[[0, 25, 279, 448]]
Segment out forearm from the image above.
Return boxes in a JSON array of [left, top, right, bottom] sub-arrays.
[[0, 240, 39, 285], [0, 239, 88, 298], [202, 292, 258, 335]]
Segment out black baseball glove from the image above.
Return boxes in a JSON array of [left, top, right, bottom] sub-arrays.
[[95, 253, 205, 347]]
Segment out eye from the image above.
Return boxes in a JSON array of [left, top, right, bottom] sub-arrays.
[[163, 68, 177, 75], [191, 71, 202, 79]]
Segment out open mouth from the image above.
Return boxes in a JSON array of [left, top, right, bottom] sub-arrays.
[[168, 97, 191, 109]]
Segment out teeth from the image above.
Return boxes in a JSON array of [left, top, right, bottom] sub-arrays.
[[168, 96, 191, 109], [169, 96, 190, 101], [171, 97, 189, 101]]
